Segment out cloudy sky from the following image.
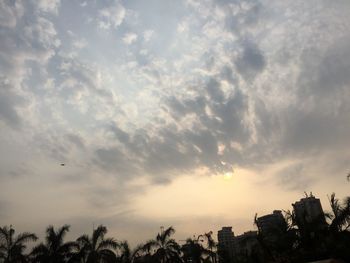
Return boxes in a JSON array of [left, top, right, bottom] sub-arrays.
[[1, 0, 350, 245]]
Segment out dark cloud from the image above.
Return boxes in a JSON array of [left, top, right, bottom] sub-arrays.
[[94, 147, 140, 177], [298, 37, 350, 104], [144, 129, 196, 177], [274, 36, 350, 157], [235, 41, 266, 81], [166, 95, 207, 121], [92, 75, 252, 182], [205, 78, 225, 103], [220, 66, 236, 85]]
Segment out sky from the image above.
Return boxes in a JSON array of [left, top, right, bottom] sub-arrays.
[[1, 0, 350, 246]]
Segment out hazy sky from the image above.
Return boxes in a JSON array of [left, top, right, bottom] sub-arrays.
[[1, 0, 350, 246]]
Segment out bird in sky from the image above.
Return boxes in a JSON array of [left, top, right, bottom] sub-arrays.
[[60, 163, 65, 166]]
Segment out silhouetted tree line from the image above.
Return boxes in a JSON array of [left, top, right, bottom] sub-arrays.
[[0, 224, 216, 263], [1, 193, 350, 263]]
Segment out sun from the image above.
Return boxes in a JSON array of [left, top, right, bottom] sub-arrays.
[[223, 172, 233, 180]]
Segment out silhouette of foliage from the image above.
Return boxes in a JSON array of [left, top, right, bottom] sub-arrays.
[[143, 226, 182, 263], [1, 192, 350, 263], [0, 225, 37, 263], [71, 225, 118, 263], [30, 225, 76, 263]]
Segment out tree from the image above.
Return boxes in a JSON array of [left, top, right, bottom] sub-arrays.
[[31, 225, 76, 263], [0, 225, 37, 263], [132, 241, 156, 263], [181, 237, 208, 263], [325, 193, 350, 261], [116, 241, 133, 263], [200, 232, 217, 263], [144, 226, 182, 263], [73, 225, 118, 263], [327, 193, 350, 233]]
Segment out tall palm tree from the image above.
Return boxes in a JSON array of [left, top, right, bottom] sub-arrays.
[[325, 193, 350, 261], [145, 226, 182, 263], [201, 232, 217, 263], [31, 224, 76, 263], [73, 225, 118, 263], [0, 225, 37, 263], [181, 237, 208, 263], [327, 193, 350, 232], [132, 241, 156, 263], [117, 241, 132, 263]]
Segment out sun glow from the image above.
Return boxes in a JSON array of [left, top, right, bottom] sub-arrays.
[[223, 171, 233, 180]]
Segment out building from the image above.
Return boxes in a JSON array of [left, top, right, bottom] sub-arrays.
[[292, 194, 326, 225], [234, 231, 259, 257], [217, 227, 236, 263], [256, 210, 286, 236]]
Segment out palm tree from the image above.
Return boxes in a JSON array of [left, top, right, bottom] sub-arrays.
[[117, 241, 132, 263], [132, 241, 155, 263], [200, 232, 217, 263], [144, 226, 182, 263], [325, 193, 350, 261], [31, 224, 76, 263], [181, 237, 208, 263], [73, 225, 118, 263], [327, 193, 350, 232], [0, 225, 37, 263]]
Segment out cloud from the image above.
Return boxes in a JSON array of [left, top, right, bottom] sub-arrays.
[[0, 3, 60, 129], [143, 30, 154, 42], [122, 32, 138, 45], [0, 78, 25, 128], [90, 72, 253, 183], [275, 163, 313, 191], [35, 0, 60, 14], [72, 38, 88, 49], [53, 55, 117, 117], [235, 41, 266, 81], [2, 0, 349, 186], [0, 0, 23, 28], [94, 147, 139, 177], [98, 1, 126, 29], [65, 133, 86, 150]]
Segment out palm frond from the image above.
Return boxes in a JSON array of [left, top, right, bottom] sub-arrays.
[[14, 232, 38, 245], [97, 238, 118, 251], [77, 234, 91, 246], [99, 248, 117, 262], [92, 225, 107, 249], [163, 226, 175, 239], [57, 224, 71, 241], [142, 239, 158, 254], [30, 243, 49, 256], [58, 241, 77, 254], [119, 240, 131, 256], [0, 226, 10, 240], [131, 243, 145, 258], [329, 192, 340, 217]]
